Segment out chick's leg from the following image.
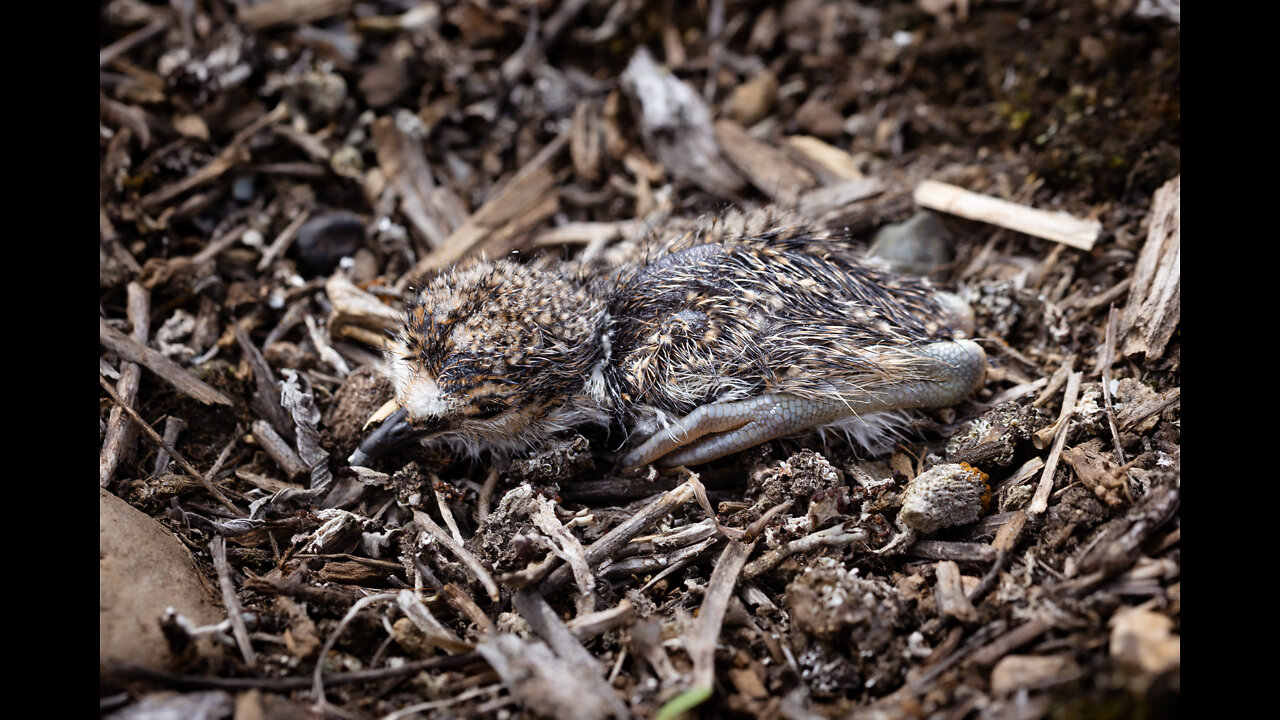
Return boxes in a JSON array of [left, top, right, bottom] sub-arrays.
[[621, 339, 986, 469]]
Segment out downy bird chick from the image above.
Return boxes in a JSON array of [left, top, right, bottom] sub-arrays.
[[349, 226, 986, 469]]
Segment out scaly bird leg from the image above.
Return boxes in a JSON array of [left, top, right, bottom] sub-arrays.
[[621, 339, 986, 469]]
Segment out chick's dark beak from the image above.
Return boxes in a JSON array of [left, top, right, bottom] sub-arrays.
[[348, 407, 437, 467]]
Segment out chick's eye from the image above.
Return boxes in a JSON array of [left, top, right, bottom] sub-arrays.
[[471, 401, 506, 420]]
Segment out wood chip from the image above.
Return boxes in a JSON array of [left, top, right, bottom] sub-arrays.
[[914, 180, 1101, 250], [621, 47, 744, 199], [1118, 175, 1180, 359], [373, 112, 465, 251], [399, 133, 567, 284], [713, 120, 816, 205], [933, 561, 979, 623], [783, 135, 865, 184], [237, 0, 353, 30]]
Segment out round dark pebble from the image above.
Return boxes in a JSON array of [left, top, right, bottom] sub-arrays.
[[294, 211, 366, 275]]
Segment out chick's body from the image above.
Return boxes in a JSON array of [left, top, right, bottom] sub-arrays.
[[353, 226, 986, 468]]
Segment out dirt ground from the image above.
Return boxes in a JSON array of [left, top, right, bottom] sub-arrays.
[[100, 1, 1180, 718]]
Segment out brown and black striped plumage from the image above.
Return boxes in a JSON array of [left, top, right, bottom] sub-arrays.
[[353, 224, 984, 467]]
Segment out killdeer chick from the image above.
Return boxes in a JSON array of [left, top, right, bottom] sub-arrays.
[[349, 225, 986, 470]]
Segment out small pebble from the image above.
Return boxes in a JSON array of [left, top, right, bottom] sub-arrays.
[[295, 211, 366, 275]]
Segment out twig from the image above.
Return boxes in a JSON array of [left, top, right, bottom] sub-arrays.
[[152, 416, 185, 475], [100, 15, 169, 67], [933, 561, 978, 623], [434, 482, 467, 547], [966, 548, 1008, 605], [443, 583, 496, 637], [257, 209, 312, 272], [477, 468, 499, 524], [380, 684, 502, 720], [414, 510, 500, 602], [107, 652, 483, 689], [914, 180, 1100, 250], [743, 524, 866, 579], [312, 593, 400, 711], [238, 0, 354, 30], [252, 420, 307, 479], [969, 618, 1053, 667], [98, 375, 243, 516], [529, 496, 597, 615], [1099, 307, 1127, 464], [512, 589, 630, 719], [209, 535, 257, 666], [541, 479, 697, 594], [396, 589, 472, 653], [691, 538, 756, 689], [192, 224, 250, 265], [565, 598, 637, 640], [101, 282, 150, 486], [139, 104, 288, 209], [1029, 369, 1083, 514], [100, 319, 234, 406]]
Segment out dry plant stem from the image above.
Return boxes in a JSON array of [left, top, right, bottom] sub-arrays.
[[993, 457, 1045, 496], [413, 509, 500, 602], [743, 524, 865, 579], [1032, 354, 1075, 408], [691, 538, 756, 690], [257, 209, 312, 272], [713, 119, 815, 205], [193, 224, 249, 264], [99, 375, 243, 516], [434, 485, 467, 547], [1119, 175, 1180, 359], [1068, 276, 1131, 321], [101, 282, 150, 486], [905, 620, 1008, 693], [236, 328, 294, 440], [100, 319, 233, 406], [1100, 307, 1127, 464], [477, 468, 499, 524], [1030, 369, 1082, 514], [311, 593, 399, 712], [139, 104, 289, 209], [969, 618, 1054, 667], [967, 548, 1008, 604], [541, 479, 698, 594], [914, 180, 1100, 250], [152, 416, 185, 475], [100, 15, 169, 66], [992, 511, 1028, 554], [512, 589, 630, 719], [399, 131, 568, 283], [252, 419, 307, 478], [443, 584, 496, 636], [529, 497, 597, 614], [380, 684, 502, 720], [612, 535, 719, 585], [1117, 387, 1179, 432], [237, 0, 353, 31], [112, 652, 483, 690], [305, 315, 351, 377], [910, 541, 997, 563], [565, 599, 637, 640], [209, 535, 257, 666], [396, 589, 471, 653]]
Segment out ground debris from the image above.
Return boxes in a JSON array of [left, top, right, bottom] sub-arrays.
[[100, 1, 1179, 716]]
